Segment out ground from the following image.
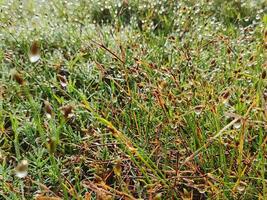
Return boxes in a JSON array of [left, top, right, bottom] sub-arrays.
[[0, 0, 266, 199]]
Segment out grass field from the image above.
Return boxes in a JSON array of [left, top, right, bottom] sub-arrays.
[[0, 0, 267, 199]]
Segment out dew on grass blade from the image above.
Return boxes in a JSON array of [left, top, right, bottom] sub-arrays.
[[15, 159, 28, 178], [29, 41, 40, 63]]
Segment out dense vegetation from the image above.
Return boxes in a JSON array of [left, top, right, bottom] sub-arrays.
[[0, 0, 266, 199]]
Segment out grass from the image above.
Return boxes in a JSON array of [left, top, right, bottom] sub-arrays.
[[0, 0, 267, 199]]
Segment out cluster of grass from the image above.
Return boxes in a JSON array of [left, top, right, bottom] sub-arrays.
[[0, 0, 266, 199]]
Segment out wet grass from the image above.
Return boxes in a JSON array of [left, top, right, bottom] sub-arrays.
[[0, 0, 267, 199]]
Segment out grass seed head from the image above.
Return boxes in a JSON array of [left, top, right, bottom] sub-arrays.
[[44, 100, 53, 119], [15, 159, 28, 178], [57, 74, 68, 88], [11, 69, 25, 85], [261, 70, 266, 79], [29, 41, 40, 63], [61, 104, 74, 119], [113, 158, 122, 177], [47, 137, 57, 154]]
